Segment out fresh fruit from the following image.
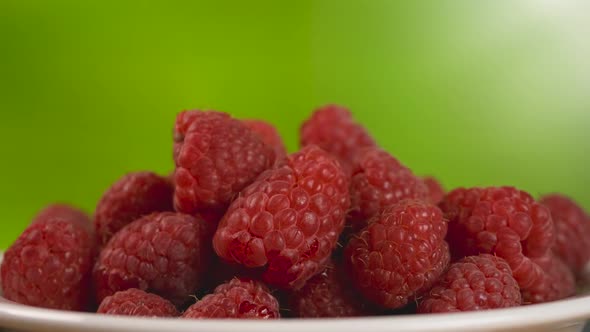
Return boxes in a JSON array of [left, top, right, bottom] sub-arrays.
[[289, 262, 371, 317], [300, 104, 376, 174], [182, 278, 279, 319], [521, 253, 575, 304], [213, 145, 350, 289], [243, 119, 287, 160], [418, 254, 521, 313], [94, 172, 174, 246], [1, 219, 94, 311], [32, 203, 92, 234], [173, 110, 276, 216], [345, 200, 450, 309], [440, 186, 554, 293], [97, 288, 179, 317], [539, 194, 590, 278], [423, 176, 445, 205], [348, 148, 429, 230], [93, 212, 210, 306]]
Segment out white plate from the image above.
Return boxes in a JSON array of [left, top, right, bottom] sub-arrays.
[[1, 252, 589, 332]]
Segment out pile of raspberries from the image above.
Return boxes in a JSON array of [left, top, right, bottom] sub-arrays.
[[2, 105, 589, 319]]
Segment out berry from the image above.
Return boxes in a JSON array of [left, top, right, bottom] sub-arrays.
[[93, 212, 210, 306], [423, 176, 445, 205], [539, 194, 590, 278], [345, 200, 450, 309], [94, 172, 174, 246], [213, 145, 350, 289], [521, 253, 575, 304], [417, 254, 521, 313], [349, 148, 429, 230], [97, 288, 179, 317], [1, 219, 94, 311], [173, 110, 275, 215], [243, 119, 287, 160], [32, 203, 92, 234], [300, 104, 376, 174], [289, 262, 371, 318], [182, 278, 279, 319], [440, 186, 554, 291]]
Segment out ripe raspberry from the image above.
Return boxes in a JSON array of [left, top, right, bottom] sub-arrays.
[[349, 148, 429, 230], [417, 254, 521, 313], [97, 288, 179, 317], [345, 200, 450, 309], [300, 104, 376, 174], [1, 219, 94, 311], [289, 262, 371, 317], [94, 172, 174, 246], [539, 194, 590, 278], [93, 212, 210, 306], [213, 145, 350, 289], [182, 278, 279, 319], [521, 253, 575, 304], [440, 186, 554, 292], [243, 119, 287, 160], [174, 110, 275, 215], [423, 176, 445, 205], [32, 203, 92, 234]]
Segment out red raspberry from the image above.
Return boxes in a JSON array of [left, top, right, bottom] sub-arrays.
[[440, 187, 554, 292], [300, 104, 376, 174], [174, 110, 275, 215], [1, 219, 94, 311], [345, 200, 450, 309], [97, 288, 179, 317], [93, 212, 210, 306], [94, 172, 174, 246], [521, 253, 575, 304], [243, 119, 287, 160], [423, 176, 445, 205], [32, 203, 92, 234], [289, 262, 372, 317], [213, 145, 350, 289], [349, 148, 429, 231], [182, 278, 279, 319], [418, 254, 521, 313], [539, 194, 590, 278]]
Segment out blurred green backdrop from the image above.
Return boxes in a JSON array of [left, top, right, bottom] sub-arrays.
[[1, 0, 589, 248]]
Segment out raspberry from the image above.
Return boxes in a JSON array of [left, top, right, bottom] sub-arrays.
[[94, 172, 174, 246], [345, 200, 450, 309], [243, 119, 287, 160], [93, 212, 210, 306], [521, 253, 575, 304], [300, 104, 376, 174], [182, 278, 279, 319], [32, 203, 92, 235], [417, 254, 521, 313], [289, 262, 372, 317], [349, 148, 429, 230], [539, 194, 590, 278], [1, 219, 94, 311], [423, 176, 445, 205], [440, 187, 554, 292], [213, 145, 350, 289], [97, 288, 179, 317], [173, 110, 275, 215]]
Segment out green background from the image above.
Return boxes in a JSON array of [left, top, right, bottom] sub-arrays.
[[1, 1, 589, 249]]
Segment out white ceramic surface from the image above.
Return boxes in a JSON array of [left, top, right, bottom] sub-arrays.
[[0, 251, 589, 332]]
